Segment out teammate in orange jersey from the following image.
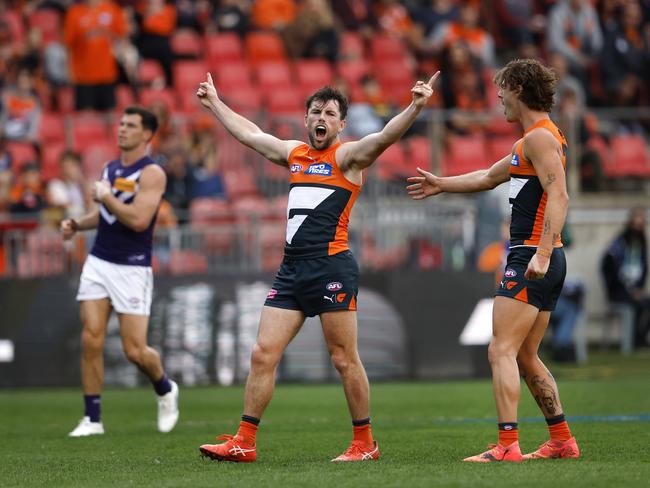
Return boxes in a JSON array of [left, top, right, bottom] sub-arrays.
[[196, 71, 439, 462], [407, 59, 580, 462]]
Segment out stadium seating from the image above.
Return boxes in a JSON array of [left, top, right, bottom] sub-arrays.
[[295, 59, 334, 94], [115, 85, 135, 112], [82, 142, 116, 178], [406, 136, 432, 171], [339, 31, 365, 60], [70, 112, 109, 152], [608, 134, 650, 177], [223, 168, 259, 199], [171, 30, 203, 58], [375, 142, 410, 180], [255, 61, 293, 92], [189, 198, 236, 255], [173, 60, 209, 93], [41, 141, 66, 180], [206, 32, 243, 67], [486, 136, 516, 163], [214, 60, 253, 90], [266, 87, 303, 115], [245, 31, 287, 65], [138, 59, 165, 86], [6, 142, 38, 172], [1, 9, 25, 45], [441, 134, 488, 176], [27, 8, 61, 46], [336, 59, 370, 90], [39, 111, 66, 145], [140, 88, 177, 111], [370, 34, 408, 64], [169, 249, 208, 275]]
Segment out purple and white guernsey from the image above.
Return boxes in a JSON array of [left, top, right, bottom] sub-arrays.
[[90, 156, 159, 266]]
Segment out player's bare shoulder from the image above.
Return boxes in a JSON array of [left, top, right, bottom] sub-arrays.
[[140, 163, 167, 188]]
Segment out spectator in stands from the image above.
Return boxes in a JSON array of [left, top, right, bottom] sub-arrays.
[[374, 0, 415, 40], [547, 0, 603, 92], [251, 0, 297, 30], [0, 68, 41, 152], [210, 0, 251, 38], [0, 19, 17, 89], [493, 0, 546, 52], [439, 42, 489, 134], [601, 207, 650, 349], [46, 150, 90, 221], [600, 0, 650, 109], [163, 148, 192, 222], [175, 0, 211, 32], [282, 0, 339, 62], [190, 145, 225, 200], [412, 0, 459, 40], [134, 0, 176, 87], [426, 1, 496, 66], [331, 0, 376, 36], [63, 0, 128, 111], [345, 74, 389, 138], [9, 162, 46, 215], [0, 137, 11, 173]]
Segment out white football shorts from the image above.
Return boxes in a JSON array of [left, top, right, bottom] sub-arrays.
[[76, 254, 153, 316]]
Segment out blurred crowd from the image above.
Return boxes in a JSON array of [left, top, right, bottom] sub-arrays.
[[0, 0, 649, 263]]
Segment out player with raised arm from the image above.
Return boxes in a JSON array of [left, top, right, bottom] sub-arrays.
[[62, 106, 179, 437], [407, 59, 579, 462], [196, 71, 439, 462]]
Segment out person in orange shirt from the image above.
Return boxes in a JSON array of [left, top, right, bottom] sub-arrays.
[[195, 70, 439, 462], [408, 59, 579, 463], [134, 0, 176, 86], [63, 0, 127, 111], [251, 0, 296, 30], [0, 68, 41, 149]]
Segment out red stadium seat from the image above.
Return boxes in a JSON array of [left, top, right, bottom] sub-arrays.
[[57, 86, 75, 114], [1, 9, 25, 46], [71, 112, 109, 152], [214, 60, 253, 89], [39, 112, 66, 144], [336, 59, 370, 88], [169, 250, 208, 275], [370, 34, 408, 63], [224, 168, 258, 199], [220, 86, 263, 113], [190, 197, 232, 224], [41, 142, 66, 181], [295, 59, 334, 93], [245, 31, 287, 65], [339, 31, 365, 60], [487, 136, 516, 163], [407, 136, 432, 170], [375, 59, 415, 106], [173, 60, 209, 92], [442, 134, 488, 176], [255, 61, 293, 90], [115, 85, 136, 112], [375, 142, 412, 180], [82, 142, 116, 178], [7, 142, 38, 173], [28, 9, 61, 46], [140, 88, 177, 111], [266, 87, 303, 115], [609, 134, 650, 177], [206, 32, 244, 67], [138, 59, 165, 86], [171, 30, 203, 58]]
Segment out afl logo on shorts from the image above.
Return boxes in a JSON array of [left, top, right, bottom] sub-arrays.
[[326, 282, 342, 291], [305, 163, 332, 176], [267, 288, 278, 299], [290, 164, 303, 173], [510, 154, 520, 167], [505, 269, 517, 278]]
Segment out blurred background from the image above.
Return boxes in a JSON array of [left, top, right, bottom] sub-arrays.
[[0, 0, 649, 388]]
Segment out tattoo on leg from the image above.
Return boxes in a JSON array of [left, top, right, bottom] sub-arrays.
[[531, 375, 559, 416]]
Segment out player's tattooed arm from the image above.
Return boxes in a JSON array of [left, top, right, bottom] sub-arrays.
[[546, 172, 556, 185]]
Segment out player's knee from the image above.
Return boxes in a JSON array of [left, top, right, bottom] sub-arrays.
[[487, 339, 516, 364], [81, 328, 104, 354], [329, 347, 354, 373], [250, 343, 279, 370], [123, 344, 144, 365], [516, 350, 538, 373]]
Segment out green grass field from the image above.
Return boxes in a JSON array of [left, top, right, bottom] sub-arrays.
[[1, 351, 649, 488]]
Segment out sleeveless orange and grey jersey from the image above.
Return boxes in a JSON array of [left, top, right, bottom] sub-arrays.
[[508, 119, 567, 248], [285, 142, 361, 258]]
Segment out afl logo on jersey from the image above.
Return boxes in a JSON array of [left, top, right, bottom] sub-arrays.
[[505, 268, 517, 278], [326, 281, 342, 291], [510, 154, 520, 167], [290, 164, 303, 173], [305, 163, 332, 176]]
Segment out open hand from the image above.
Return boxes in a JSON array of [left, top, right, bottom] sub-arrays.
[[196, 72, 219, 108], [92, 180, 111, 202], [411, 71, 440, 108], [406, 167, 443, 200]]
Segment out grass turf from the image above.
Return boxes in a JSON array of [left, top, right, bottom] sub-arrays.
[[1, 351, 649, 487]]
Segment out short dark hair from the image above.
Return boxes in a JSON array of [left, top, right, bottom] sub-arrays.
[[493, 59, 558, 113], [305, 86, 348, 120], [124, 106, 159, 134]]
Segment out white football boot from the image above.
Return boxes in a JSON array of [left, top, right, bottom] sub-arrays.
[[68, 416, 105, 437], [157, 380, 179, 433]]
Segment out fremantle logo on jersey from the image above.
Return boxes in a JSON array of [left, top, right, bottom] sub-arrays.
[[511, 154, 520, 167], [305, 163, 332, 176]]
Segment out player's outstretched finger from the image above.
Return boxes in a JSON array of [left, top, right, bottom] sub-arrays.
[[207, 72, 214, 85], [416, 167, 432, 177], [427, 71, 441, 88]]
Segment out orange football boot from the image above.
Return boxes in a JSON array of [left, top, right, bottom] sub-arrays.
[[199, 434, 257, 462], [523, 437, 580, 460], [463, 441, 523, 462], [331, 440, 380, 462]]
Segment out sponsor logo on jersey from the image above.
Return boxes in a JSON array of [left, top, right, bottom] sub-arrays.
[[267, 288, 278, 299], [326, 282, 342, 291], [504, 268, 517, 278], [290, 164, 303, 173], [305, 163, 332, 176], [114, 177, 137, 193], [510, 154, 520, 167]]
